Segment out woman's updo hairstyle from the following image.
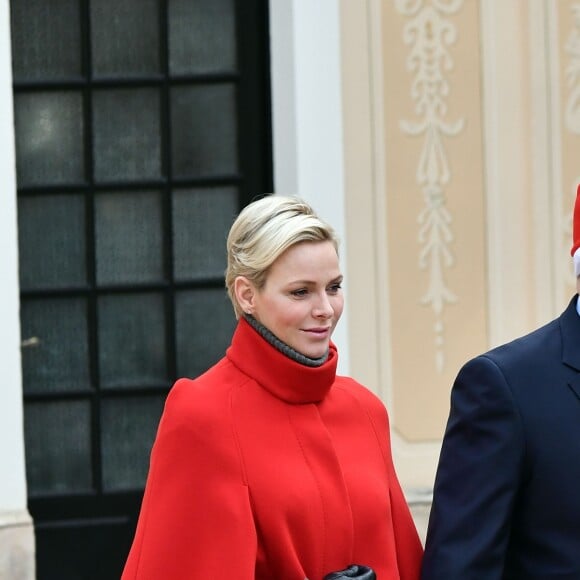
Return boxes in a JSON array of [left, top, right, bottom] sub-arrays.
[[225, 195, 339, 318]]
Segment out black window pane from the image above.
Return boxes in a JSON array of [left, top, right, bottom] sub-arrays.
[[11, 0, 82, 81], [98, 293, 168, 389], [92, 89, 162, 182], [25, 400, 92, 496], [169, 0, 236, 75], [91, 0, 160, 78], [173, 187, 237, 281], [175, 288, 235, 378], [171, 84, 238, 178], [101, 396, 165, 491], [21, 298, 91, 394], [34, 521, 131, 580], [14, 92, 85, 187], [18, 194, 86, 290], [95, 191, 164, 285]]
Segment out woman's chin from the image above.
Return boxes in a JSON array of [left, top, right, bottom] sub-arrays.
[[299, 346, 329, 360]]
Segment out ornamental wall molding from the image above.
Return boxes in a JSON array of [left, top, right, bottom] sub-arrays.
[[395, 0, 465, 372], [564, 3, 580, 286], [565, 4, 580, 134]]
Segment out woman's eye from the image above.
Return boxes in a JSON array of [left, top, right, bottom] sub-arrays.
[[328, 283, 342, 293], [291, 289, 308, 297]]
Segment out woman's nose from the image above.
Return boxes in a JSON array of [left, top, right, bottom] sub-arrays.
[[313, 293, 333, 318]]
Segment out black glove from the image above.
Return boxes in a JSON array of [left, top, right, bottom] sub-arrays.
[[323, 564, 376, 580]]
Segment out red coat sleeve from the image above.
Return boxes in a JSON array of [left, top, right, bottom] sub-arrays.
[[357, 384, 424, 579], [122, 379, 257, 580], [388, 460, 423, 580]]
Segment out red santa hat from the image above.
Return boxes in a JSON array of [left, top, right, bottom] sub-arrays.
[[571, 184, 580, 276]]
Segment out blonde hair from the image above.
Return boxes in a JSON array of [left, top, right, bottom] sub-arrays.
[[225, 195, 339, 318]]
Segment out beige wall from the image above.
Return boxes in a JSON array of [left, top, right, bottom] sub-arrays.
[[341, 0, 580, 506], [555, 0, 580, 304], [382, 0, 488, 443]]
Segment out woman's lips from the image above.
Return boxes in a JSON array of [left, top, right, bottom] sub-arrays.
[[303, 327, 331, 336]]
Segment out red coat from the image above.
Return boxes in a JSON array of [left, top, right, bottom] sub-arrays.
[[122, 318, 423, 579]]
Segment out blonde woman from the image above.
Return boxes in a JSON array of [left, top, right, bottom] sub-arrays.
[[122, 195, 422, 580]]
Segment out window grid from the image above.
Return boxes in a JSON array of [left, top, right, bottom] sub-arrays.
[[16, 0, 271, 500], [13, 1, 272, 573]]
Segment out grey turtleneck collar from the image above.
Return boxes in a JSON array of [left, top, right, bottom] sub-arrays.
[[243, 314, 329, 367]]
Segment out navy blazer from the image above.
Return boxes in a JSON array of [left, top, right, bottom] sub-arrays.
[[422, 295, 580, 579]]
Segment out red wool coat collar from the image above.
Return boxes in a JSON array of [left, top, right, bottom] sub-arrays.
[[226, 317, 338, 404]]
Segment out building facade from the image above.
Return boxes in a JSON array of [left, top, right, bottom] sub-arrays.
[[2, 0, 580, 577]]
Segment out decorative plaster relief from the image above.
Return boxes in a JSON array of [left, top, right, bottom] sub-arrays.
[[396, 0, 465, 372], [565, 4, 580, 134], [564, 4, 580, 286]]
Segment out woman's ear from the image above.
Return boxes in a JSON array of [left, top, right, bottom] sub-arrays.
[[234, 276, 256, 315]]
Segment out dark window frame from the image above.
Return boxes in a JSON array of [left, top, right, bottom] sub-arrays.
[[13, 0, 272, 577]]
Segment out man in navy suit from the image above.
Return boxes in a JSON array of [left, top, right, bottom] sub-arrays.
[[421, 186, 580, 579]]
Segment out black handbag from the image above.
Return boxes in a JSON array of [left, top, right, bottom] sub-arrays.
[[323, 564, 376, 580]]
